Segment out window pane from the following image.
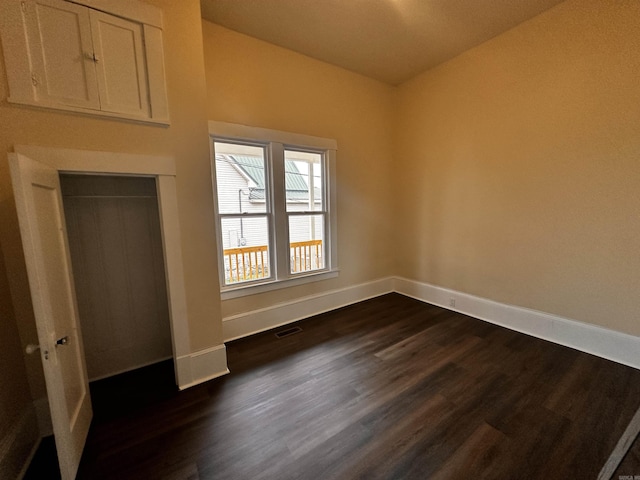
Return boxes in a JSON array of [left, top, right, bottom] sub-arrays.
[[289, 214, 324, 273], [215, 142, 267, 214], [284, 150, 323, 212], [220, 216, 270, 284]]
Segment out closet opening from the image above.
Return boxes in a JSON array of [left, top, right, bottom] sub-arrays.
[[60, 174, 173, 382]]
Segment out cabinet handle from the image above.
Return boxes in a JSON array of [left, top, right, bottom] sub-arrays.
[[85, 52, 99, 63]]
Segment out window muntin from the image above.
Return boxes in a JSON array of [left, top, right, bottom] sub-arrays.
[[212, 131, 336, 292]]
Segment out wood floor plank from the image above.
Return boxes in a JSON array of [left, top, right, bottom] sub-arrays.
[[63, 293, 640, 480]]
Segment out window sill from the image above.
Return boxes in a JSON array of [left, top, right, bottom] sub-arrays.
[[220, 269, 340, 300]]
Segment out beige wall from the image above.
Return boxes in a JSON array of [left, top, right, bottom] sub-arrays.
[[394, 0, 640, 336], [0, 0, 223, 409], [202, 22, 396, 318]]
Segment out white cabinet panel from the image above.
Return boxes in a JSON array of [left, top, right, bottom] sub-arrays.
[[25, 0, 100, 109], [90, 11, 149, 117]]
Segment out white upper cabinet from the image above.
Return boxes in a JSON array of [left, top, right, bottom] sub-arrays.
[[0, 0, 169, 125]]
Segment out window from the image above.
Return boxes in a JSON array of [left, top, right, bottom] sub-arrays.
[[210, 122, 338, 297]]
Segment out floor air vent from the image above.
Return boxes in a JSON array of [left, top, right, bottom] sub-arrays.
[[275, 326, 303, 338]]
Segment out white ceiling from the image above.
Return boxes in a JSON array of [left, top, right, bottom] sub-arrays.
[[200, 0, 566, 85]]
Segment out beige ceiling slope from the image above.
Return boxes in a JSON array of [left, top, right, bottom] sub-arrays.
[[200, 0, 566, 85]]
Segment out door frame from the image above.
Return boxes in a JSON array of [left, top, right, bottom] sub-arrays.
[[15, 144, 192, 387]]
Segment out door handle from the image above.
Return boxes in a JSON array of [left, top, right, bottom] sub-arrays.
[[26, 343, 49, 360], [56, 336, 69, 347]]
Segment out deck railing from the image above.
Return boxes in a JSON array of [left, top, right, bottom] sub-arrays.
[[290, 239, 323, 273], [224, 245, 269, 283], [223, 239, 323, 284]]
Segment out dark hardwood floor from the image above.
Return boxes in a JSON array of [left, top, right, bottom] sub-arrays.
[[29, 293, 640, 479]]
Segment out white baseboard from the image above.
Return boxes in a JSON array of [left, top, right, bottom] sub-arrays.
[[393, 277, 640, 370], [176, 344, 230, 390], [0, 405, 39, 480], [222, 277, 395, 342]]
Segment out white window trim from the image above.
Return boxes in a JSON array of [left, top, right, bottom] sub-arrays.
[[209, 121, 337, 150], [209, 121, 338, 299]]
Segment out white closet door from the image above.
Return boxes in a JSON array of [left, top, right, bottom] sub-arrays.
[[90, 10, 150, 117], [9, 154, 92, 480], [24, 0, 100, 109]]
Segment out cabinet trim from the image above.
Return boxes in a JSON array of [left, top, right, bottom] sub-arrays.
[[8, 97, 171, 126], [66, 0, 163, 29], [144, 25, 170, 122]]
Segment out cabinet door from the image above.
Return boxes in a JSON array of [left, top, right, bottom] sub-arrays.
[[90, 10, 150, 118], [24, 0, 100, 109]]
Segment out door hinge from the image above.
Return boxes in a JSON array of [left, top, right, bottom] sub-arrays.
[[31, 73, 38, 86], [21, 1, 27, 13]]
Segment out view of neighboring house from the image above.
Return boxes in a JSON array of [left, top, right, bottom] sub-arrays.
[[214, 143, 324, 283]]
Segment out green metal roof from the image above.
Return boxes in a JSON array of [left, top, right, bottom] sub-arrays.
[[230, 155, 309, 192], [227, 154, 321, 203]]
